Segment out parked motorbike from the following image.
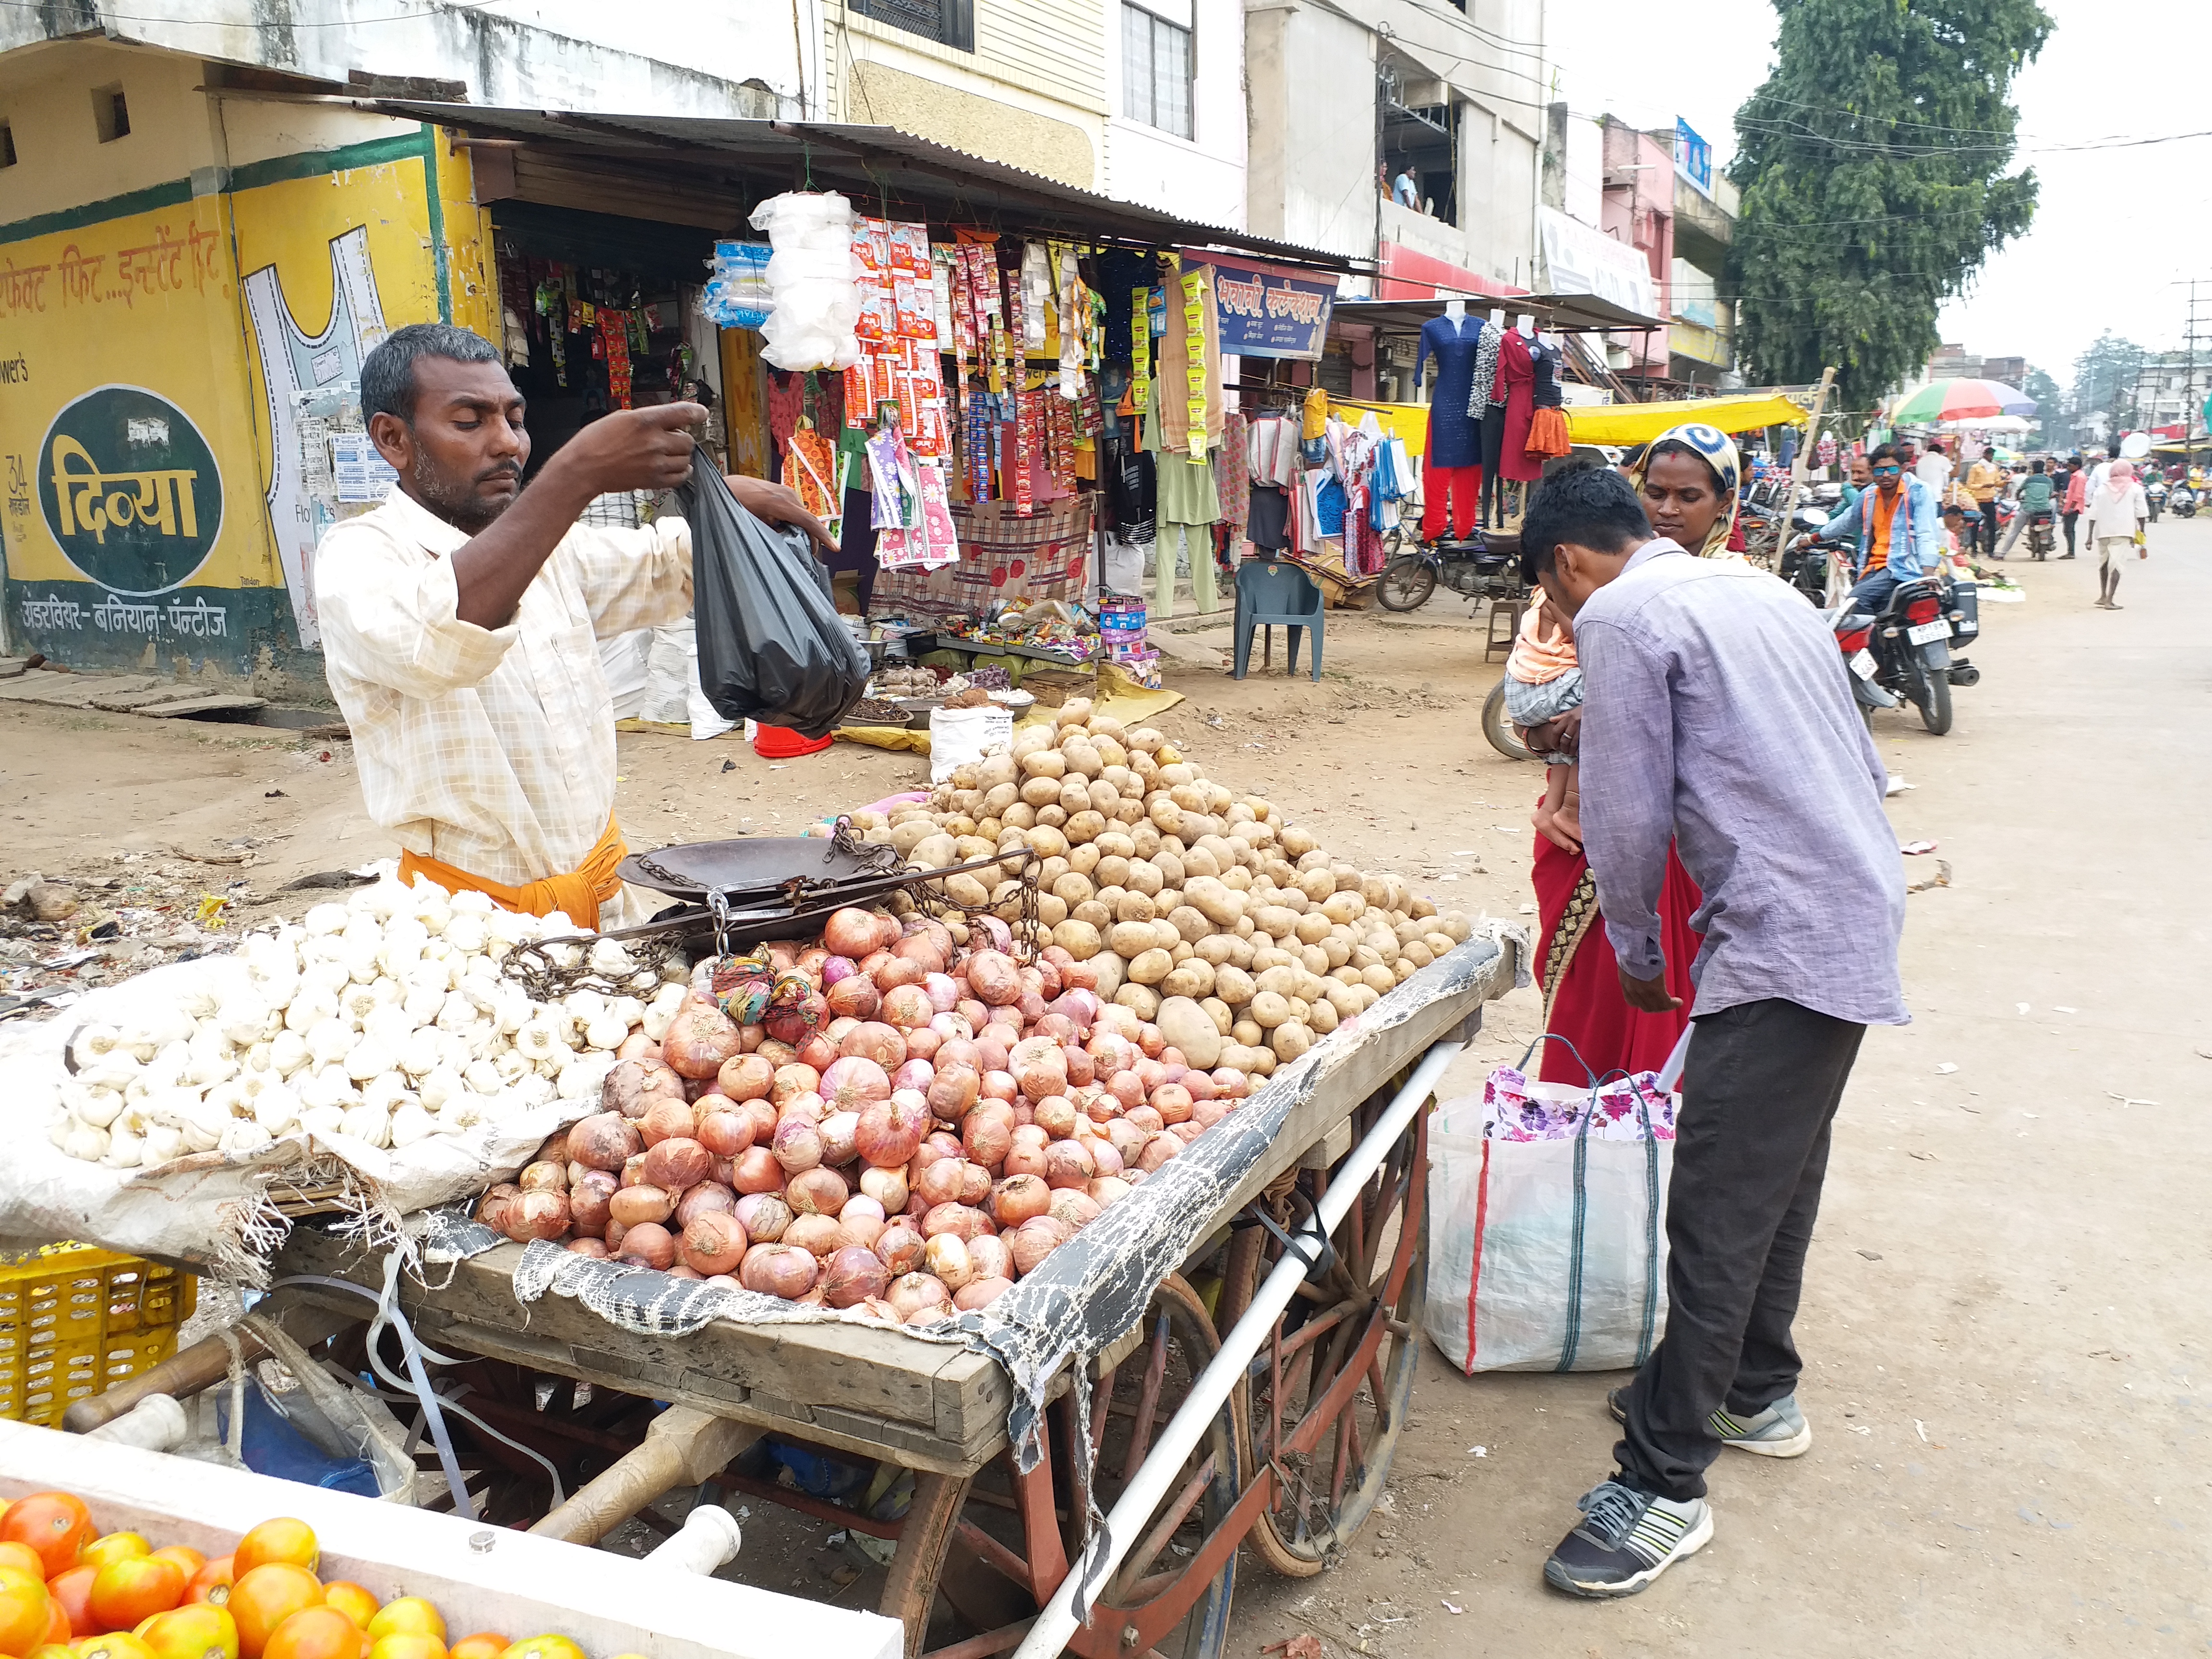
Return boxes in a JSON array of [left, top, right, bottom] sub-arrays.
[[2170, 485, 2197, 520], [1827, 555, 1977, 735], [1377, 532, 1527, 613]]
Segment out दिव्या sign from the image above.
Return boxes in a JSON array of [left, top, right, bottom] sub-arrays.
[[36, 383, 224, 594]]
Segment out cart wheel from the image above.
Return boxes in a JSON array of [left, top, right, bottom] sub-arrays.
[[1232, 1106, 1429, 1577], [1067, 1274, 1239, 1659]]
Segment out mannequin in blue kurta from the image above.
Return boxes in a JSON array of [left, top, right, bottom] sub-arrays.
[[1416, 308, 1486, 537]]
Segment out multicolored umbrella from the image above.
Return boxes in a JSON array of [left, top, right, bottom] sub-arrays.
[[1890, 378, 2037, 423]]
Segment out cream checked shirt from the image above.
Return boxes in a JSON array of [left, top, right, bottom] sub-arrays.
[[316, 485, 693, 927]]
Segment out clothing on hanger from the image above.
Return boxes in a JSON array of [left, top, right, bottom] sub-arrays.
[[1219, 410, 1250, 541], [1415, 313, 1486, 471], [1142, 373, 1220, 527], [1248, 413, 1303, 488], [1497, 329, 1542, 484]]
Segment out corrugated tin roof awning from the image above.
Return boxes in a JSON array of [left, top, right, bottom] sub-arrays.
[[343, 99, 1355, 271]]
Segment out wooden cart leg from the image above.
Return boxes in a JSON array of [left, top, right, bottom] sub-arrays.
[[880, 1471, 972, 1659], [61, 1301, 354, 1434], [528, 1407, 759, 1545]]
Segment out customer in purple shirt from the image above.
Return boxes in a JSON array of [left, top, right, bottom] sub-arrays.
[[1515, 467, 1907, 1600]]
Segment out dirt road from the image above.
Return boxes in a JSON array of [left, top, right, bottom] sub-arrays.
[[4, 525, 2205, 1651]]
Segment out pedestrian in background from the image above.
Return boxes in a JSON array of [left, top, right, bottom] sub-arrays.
[[1997, 458, 2056, 559], [2084, 460, 2148, 610], [1839, 452, 1871, 514], [2061, 457, 2087, 559], [1963, 445, 2004, 560], [1914, 439, 1952, 498]]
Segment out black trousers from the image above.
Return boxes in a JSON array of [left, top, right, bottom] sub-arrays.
[[1977, 508, 1999, 560], [2062, 510, 2080, 555], [1614, 998, 1866, 1501]]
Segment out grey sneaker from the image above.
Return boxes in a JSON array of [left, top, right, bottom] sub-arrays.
[[1542, 1476, 1713, 1598], [1606, 1388, 1814, 1458]]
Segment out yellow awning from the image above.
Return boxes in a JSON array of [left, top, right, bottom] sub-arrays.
[[1326, 398, 1431, 457], [1565, 393, 1811, 446]]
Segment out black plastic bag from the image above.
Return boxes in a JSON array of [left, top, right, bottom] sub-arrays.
[[677, 463, 871, 739]]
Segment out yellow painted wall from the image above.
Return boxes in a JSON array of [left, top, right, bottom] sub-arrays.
[[0, 47, 491, 676]]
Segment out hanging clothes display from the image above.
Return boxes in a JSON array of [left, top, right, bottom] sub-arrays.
[[1423, 467, 1479, 541], [1143, 374, 1219, 526], [1218, 410, 1250, 543], [1497, 328, 1542, 484], [1524, 335, 1572, 461], [1415, 312, 1486, 471]]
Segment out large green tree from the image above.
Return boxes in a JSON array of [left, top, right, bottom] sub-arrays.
[[2067, 331, 2145, 442], [1727, 0, 2051, 408], [2021, 363, 2063, 446]]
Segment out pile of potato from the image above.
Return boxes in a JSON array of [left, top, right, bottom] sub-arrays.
[[850, 701, 1474, 1079]]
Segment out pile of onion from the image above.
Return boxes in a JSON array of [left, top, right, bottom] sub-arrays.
[[478, 904, 1257, 1324]]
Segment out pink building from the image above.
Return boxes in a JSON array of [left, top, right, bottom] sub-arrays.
[[1600, 118, 1673, 379]]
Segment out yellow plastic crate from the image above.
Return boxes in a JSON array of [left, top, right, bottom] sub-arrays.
[[0, 1244, 196, 1427]]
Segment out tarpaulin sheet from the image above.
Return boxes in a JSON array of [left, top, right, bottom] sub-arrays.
[[1565, 393, 1811, 445]]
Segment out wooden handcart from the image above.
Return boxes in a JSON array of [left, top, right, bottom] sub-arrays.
[[68, 937, 1519, 1659]]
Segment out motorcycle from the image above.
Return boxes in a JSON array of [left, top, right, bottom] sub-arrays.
[[1377, 530, 1527, 613], [2026, 507, 2056, 560], [1824, 548, 1977, 735], [2170, 485, 2197, 520], [2146, 478, 2167, 522]]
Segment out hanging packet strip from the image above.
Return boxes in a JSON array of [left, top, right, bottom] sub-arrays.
[[1130, 285, 1152, 441], [851, 217, 892, 345], [932, 244, 962, 360], [1052, 242, 1087, 399], [1179, 267, 1208, 461], [964, 393, 993, 504], [1008, 262, 1034, 518], [866, 423, 921, 531], [1019, 243, 1051, 351], [843, 357, 877, 429]]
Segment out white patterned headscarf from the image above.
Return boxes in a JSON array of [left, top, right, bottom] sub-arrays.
[[1630, 421, 1742, 559]]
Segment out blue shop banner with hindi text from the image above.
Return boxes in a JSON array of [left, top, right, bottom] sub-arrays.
[[1185, 254, 1336, 362]]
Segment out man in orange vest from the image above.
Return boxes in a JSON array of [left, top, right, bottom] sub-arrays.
[[317, 323, 833, 928]]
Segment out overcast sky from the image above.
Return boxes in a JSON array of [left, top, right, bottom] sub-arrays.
[[1549, 0, 2212, 391]]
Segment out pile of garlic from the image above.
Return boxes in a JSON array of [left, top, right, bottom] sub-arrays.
[[47, 876, 691, 1172]]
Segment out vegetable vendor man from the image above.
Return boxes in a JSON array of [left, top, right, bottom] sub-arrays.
[[319, 323, 835, 929]]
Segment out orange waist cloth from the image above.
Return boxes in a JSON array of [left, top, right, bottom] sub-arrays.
[[399, 815, 628, 925]]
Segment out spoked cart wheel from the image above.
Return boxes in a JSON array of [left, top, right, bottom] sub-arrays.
[[1218, 1091, 1429, 1576], [904, 1274, 1242, 1659]]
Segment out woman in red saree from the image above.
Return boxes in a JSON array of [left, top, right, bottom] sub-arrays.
[[1525, 423, 1749, 1084]]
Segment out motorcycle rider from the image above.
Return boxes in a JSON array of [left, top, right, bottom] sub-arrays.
[[1996, 458, 2056, 559], [1794, 444, 1942, 612]]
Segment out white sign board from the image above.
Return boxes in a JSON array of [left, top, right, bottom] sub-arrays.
[[1538, 208, 1658, 323]]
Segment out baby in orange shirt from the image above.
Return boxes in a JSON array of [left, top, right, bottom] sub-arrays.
[[1503, 591, 1582, 851]]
